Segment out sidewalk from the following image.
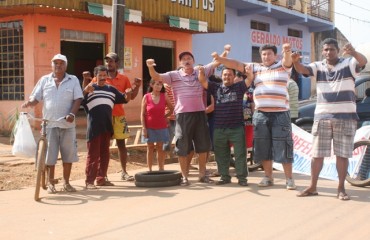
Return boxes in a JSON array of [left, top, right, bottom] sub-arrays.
[[1, 162, 369, 240]]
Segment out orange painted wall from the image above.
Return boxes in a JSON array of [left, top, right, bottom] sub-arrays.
[[0, 14, 192, 131]]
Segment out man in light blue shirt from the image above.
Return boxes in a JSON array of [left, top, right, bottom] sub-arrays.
[[22, 54, 83, 194]]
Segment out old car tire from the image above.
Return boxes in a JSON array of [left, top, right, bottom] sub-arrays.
[[135, 178, 181, 188], [135, 170, 181, 182]]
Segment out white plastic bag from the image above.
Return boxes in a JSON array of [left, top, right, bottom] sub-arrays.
[[12, 113, 36, 158]]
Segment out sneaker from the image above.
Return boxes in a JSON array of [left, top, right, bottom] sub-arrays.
[[215, 179, 231, 185], [86, 183, 97, 190], [180, 178, 190, 186], [286, 178, 297, 190], [121, 172, 134, 181], [63, 183, 77, 192], [47, 184, 57, 194], [238, 180, 249, 186], [258, 176, 274, 187]]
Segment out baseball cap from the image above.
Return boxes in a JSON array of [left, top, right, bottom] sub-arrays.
[[179, 51, 194, 61], [51, 54, 67, 64], [104, 52, 119, 62]]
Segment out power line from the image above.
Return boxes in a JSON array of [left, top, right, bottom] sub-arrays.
[[338, 0, 370, 13]]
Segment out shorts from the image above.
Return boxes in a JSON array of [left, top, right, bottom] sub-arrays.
[[163, 120, 175, 151], [46, 127, 79, 165], [175, 111, 211, 156], [112, 116, 130, 140], [146, 128, 170, 143], [312, 119, 357, 158], [252, 111, 293, 163]]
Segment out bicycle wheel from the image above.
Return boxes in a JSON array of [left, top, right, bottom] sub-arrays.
[[346, 140, 370, 187], [35, 139, 47, 201]]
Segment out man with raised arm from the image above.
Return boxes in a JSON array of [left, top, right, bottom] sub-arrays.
[[212, 43, 297, 190], [292, 38, 367, 200], [145, 46, 229, 185], [198, 63, 253, 186]]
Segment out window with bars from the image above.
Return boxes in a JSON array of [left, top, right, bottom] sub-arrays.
[[250, 20, 270, 32], [288, 28, 303, 38], [0, 20, 24, 101]]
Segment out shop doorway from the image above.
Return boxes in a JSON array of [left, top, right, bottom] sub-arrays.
[[60, 29, 106, 85], [61, 41, 104, 85], [142, 38, 174, 95]]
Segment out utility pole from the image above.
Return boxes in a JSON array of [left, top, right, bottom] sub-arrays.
[[111, 0, 125, 71]]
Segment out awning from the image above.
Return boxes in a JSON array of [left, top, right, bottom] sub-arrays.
[[87, 2, 142, 24], [169, 16, 208, 32]]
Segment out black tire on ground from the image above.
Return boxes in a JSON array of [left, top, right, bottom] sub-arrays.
[[135, 179, 181, 188], [35, 139, 47, 201], [346, 140, 370, 187], [135, 170, 181, 182]]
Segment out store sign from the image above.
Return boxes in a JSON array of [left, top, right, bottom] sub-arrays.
[[251, 30, 303, 50], [170, 0, 215, 12]]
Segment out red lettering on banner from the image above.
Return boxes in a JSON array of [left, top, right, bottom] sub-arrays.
[[293, 134, 312, 154]]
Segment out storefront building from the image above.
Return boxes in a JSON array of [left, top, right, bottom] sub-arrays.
[[0, 0, 225, 130], [193, 0, 334, 100]]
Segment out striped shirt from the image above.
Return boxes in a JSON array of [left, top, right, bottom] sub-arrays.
[[82, 84, 127, 141], [208, 81, 248, 128], [287, 79, 299, 118], [305, 57, 359, 120], [253, 61, 291, 112], [160, 63, 214, 113]]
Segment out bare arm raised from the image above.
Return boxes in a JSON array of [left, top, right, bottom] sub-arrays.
[[343, 43, 367, 68], [291, 52, 310, 75], [211, 52, 245, 73], [146, 59, 162, 81], [282, 43, 293, 68]]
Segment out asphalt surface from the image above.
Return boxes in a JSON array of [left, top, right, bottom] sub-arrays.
[[1, 161, 370, 240]]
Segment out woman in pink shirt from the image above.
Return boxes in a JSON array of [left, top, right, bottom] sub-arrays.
[[141, 80, 173, 171]]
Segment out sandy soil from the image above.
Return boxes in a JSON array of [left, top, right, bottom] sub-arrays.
[[0, 136, 148, 191]]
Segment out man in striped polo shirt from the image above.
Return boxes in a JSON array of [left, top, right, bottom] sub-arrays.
[[212, 43, 297, 190], [293, 38, 367, 200]]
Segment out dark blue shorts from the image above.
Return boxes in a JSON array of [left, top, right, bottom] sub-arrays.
[[252, 111, 293, 163]]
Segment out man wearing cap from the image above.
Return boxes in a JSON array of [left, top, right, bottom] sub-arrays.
[[146, 50, 221, 185], [22, 53, 83, 194], [84, 52, 141, 182]]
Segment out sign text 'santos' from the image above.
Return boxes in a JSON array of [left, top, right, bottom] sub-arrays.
[[251, 30, 303, 50], [170, 0, 215, 12]]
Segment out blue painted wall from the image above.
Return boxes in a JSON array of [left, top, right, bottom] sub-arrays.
[[192, 7, 313, 100]]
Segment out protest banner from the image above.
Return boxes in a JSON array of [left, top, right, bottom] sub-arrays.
[[272, 124, 370, 181]]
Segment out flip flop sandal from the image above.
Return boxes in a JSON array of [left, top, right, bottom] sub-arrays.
[[337, 192, 350, 201], [47, 184, 57, 194], [63, 183, 77, 192], [296, 190, 318, 197]]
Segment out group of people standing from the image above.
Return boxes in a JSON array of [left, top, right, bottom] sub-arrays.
[[22, 37, 367, 201]]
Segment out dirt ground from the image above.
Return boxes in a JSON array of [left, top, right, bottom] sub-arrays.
[[0, 136, 149, 191]]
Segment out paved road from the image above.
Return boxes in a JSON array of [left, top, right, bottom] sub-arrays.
[[1, 162, 369, 240]]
